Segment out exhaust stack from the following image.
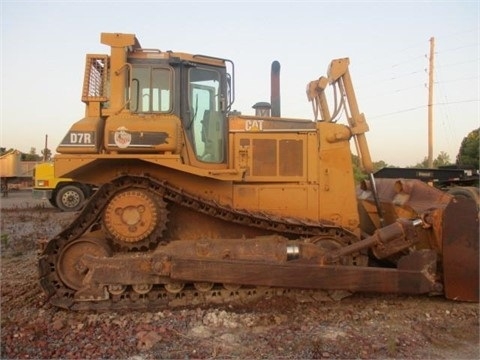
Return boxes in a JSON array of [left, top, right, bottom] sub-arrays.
[[271, 60, 281, 117]]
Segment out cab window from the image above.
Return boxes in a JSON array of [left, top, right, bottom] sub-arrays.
[[130, 67, 172, 113], [188, 67, 225, 163]]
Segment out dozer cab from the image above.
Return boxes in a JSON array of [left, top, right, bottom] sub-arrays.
[[39, 33, 479, 311]]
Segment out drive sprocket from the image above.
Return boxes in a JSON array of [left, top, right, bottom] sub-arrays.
[[103, 188, 168, 251]]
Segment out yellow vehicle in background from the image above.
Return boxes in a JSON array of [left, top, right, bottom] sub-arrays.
[[33, 162, 94, 212]]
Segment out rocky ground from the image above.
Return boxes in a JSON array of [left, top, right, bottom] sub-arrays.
[[1, 190, 479, 359]]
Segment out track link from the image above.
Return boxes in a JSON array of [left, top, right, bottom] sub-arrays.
[[38, 175, 359, 310]]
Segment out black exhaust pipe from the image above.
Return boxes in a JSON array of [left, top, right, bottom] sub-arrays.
[[271, 60, 281, 117]]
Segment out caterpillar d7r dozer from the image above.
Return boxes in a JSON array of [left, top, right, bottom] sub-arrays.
[[39, 33, 479, 311]]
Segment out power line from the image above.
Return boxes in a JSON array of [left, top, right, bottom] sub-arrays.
[[435, 58, 480, 68], [435, 76, 479, 84], [347, 32, 479, 135], [369, 99, 479, 120], [369, 105, 426, 119], [438, 43, 479, 53], [435, 99, 479, 106]]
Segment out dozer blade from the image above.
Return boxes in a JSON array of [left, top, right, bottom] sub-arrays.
[[442, 196, 479, 302], [170, 251, 438, 295]]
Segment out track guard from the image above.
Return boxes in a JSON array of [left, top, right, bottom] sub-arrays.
[[442, 196, 479, 302]]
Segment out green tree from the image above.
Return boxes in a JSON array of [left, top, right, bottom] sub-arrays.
[[352, 155, 367, 183], [22, 147, 42, 161], [412, 151, 451, 168], [0, 147, 15, 156], [456, 128, 479, 170], [41, 148, 52, 161], [352, 154, 390, 183]]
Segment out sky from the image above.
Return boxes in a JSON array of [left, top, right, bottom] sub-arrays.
[[1, 0, 478, 167]]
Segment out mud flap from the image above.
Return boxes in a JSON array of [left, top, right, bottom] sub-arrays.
[[442, 197, 479, 302]]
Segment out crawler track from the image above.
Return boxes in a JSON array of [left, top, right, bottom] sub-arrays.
[[39, 175, 360, 310]]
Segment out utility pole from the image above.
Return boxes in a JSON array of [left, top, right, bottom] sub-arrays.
[[427, 37, 435, 167]]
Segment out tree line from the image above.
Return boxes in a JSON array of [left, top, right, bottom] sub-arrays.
[[352, 127, 479, 183], [0, 147, 52, 162]]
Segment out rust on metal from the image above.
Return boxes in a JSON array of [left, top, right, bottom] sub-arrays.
[[442, 196, 479, 302], [170, 253, 437, 295]]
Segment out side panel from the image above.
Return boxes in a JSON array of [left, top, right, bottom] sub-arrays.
[[104, 114, 181, 153], [232, 132, 309, 182], [316, 122, 359, 230], [57, 117, 104, 154], [0, 151, 22, 177], [234, 184, 318, 219], [232, 130, 316, 218], [230, 120, 359, 229]]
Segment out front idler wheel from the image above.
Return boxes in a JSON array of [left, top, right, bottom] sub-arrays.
[[57, 238, 112, 290]]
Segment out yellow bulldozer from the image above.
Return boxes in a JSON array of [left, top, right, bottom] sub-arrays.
[[38, 33, 478, 311]]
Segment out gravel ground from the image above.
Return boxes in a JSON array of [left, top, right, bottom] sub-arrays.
[[1, 190, 479, 359]]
